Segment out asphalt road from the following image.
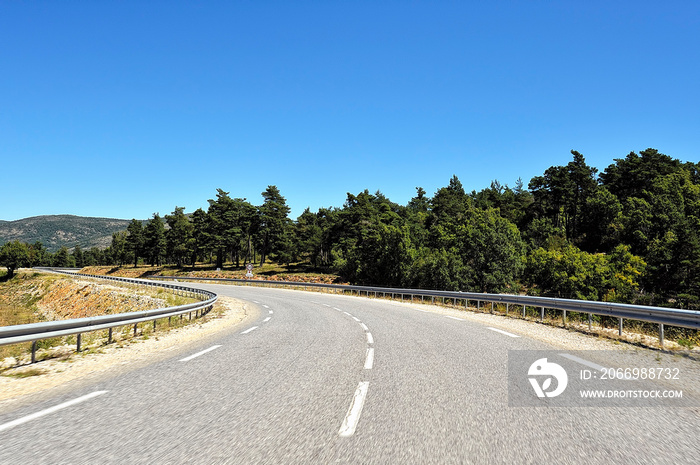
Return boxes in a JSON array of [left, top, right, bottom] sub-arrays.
[[1, 283, 699, 464]]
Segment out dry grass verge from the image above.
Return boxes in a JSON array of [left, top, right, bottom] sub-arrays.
[[0, 296, 250, 406]]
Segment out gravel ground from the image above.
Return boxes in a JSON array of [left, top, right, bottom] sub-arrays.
[[0, 296, 251, 408]]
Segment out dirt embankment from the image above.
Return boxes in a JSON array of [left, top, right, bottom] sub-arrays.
[[0, 296, 249, 405], [81, 265, 345, 284], [36, 279, 167, 321], [0, 273, 167, 327], [0, 272, 196, 365]]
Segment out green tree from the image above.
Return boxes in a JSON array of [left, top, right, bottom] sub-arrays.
[[604, 244, 647, 303], [409, 247, 467, 291], [258, 185, 291, 265], [524, 244, 607, 300], [206, 190, 257, 268], [0, 241, 30, 278], [52, 246, 75, 268], [428, 175, 470, 247], [459, 208, 526, 293], [83, 247, 102, 266], [524, 243, 645, 302], [126, 219, 145, 267], [600, 148, 684, 200], [529, 150, 598, 244], [579, 187, 623, 252], [190, 208, 210, 266], [471, 178, 532, 229], [165, 206, 193, 267], [295, 208, 324, 267], [333, 190, 413, 285], [72, 245, 84, 268], [110, 231, 129, 266], [144, 213, 166, 266], [27, 241, 49, 267]]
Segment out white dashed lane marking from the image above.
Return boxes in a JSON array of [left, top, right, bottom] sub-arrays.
[[364, 348, 375, 369], [179, 345, 222, 362], [559, 353, 606, 371], [338, 382, 369, 438], [320, 301, 376, 437], [487, 327, 520, 338], [0, 391, 108, 433]]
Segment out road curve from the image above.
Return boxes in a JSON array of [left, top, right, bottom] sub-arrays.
[[0, 283, 698, 464]]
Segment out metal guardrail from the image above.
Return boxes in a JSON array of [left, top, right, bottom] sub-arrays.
[[0, 269, 218, 362], [149, 275, 700, 348]]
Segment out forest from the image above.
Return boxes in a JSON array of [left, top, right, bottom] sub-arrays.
[[2, 149, 699, 309]]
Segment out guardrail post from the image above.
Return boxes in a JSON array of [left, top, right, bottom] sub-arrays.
[[490, 302, 494, 314], [31, 341, 37, 364], [77, 333, 82, 352], [134, 323, 138, 336], [477, 301, 480, 311], [522, 305, 526, 317], [659, 324, 665, 349], [540, 307, 544, 322], [108, 328, 113, 344], [563, 310, 567, 326], [153, 320, 157, 331], [506, 303, 509, 315], [588, 313, 592, 331], [618, 318, 623, 336]]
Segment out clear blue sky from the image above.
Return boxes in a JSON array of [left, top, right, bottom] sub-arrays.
[[2, 1, 698, 221]]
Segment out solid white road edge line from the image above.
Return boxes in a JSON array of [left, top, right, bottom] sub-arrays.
[[559, 353, 606, 372], [179, 345, 223, 362], [487, 327, 520, 338], [445, 315, 463, 320], [241, 326, 259, 334], [338, 382, 370, 437], [0, 391, 108, 433], [366, 332, 374, 344], [263, 317, 271, 322], [364, 348, 375, 369], [360, 323, 369, 331]]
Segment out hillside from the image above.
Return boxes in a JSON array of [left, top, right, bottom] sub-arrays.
[[0, 215, 134, 252]]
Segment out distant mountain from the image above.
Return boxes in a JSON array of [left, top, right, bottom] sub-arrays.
[[0, 215, 135, 252]]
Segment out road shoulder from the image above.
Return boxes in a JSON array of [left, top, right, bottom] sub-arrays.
[[0, 296, 254, 409]]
